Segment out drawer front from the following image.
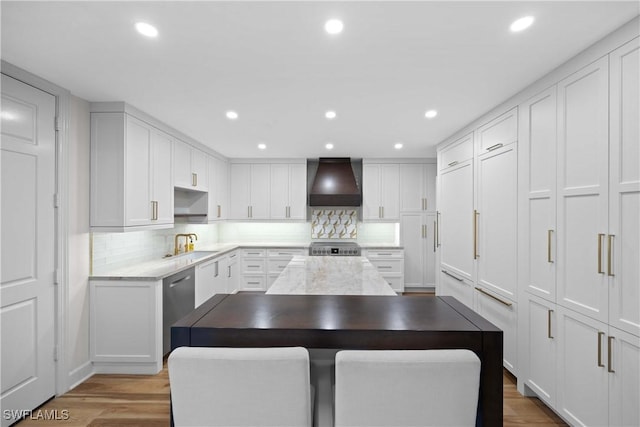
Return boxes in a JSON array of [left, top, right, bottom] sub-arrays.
[[241, 248, 266, 257], [268, 259, 291, 274], [440, 132, 473, 169], [267, 248, 306, 258], [438, 269, 474, 309], [477, 108, 517, 152], [240, 275, 266, 291], [382, 275, 404, 293], [241, 259, 266, 274], [369, 259, 403, 273], [365, 249, 403, 258]]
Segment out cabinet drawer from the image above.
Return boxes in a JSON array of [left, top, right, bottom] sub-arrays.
[[241, 248, 266, 257], [438, 269, 474, 309], [240, 275, 266, 291], [382, 275, 404, 293], [268, 259, 291, 274], [241, 259, 266, 274], [365, 249, 403, 258], [475, 285, 518, 375], [477, 108, 517, 152], [267, 248, 306, 258], [369, 259, 403, 273], [440, 133, 473, 169]]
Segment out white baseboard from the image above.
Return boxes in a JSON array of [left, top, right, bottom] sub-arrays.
[[93, 361, 162, 375], [67, 361, 94, 391]]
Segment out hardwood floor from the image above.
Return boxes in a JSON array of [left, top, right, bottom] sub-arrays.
[[17, 364, 565, 426]]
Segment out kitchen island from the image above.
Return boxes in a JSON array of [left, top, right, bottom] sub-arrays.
[[266, 255, 397, 295], [172, 293, 503, 427]]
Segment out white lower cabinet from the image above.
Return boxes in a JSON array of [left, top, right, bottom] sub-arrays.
[[400, 213, 436, 289], [195, 255, 230, 307], [474, 285, 517, 375], [439, 269, 473, 309], [608, 327, 640, 427], [227, 251, 239, 293], [364, 249, 404, 293], [239, 248, 305, 291]]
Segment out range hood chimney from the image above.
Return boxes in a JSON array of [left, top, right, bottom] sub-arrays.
[[309, 158, 362, 206]]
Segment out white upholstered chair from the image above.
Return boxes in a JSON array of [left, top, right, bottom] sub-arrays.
[[168, 346, 313, 427], [334, 349, 481, 427]]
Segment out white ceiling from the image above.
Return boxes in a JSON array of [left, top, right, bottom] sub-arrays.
[[2, 1, 638, 159]]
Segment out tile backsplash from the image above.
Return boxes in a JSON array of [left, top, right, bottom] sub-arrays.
[[311, 209, 358, 239]]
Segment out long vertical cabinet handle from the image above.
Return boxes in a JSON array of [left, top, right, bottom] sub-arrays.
[[473, 210, 480, 259], [422, 224, 426, 239], [597, 331, 605, 367], [192, 173, 197, 187], [597, 234, 605, 274], [607, 235, 615, 277], [436, 212, 441, 248], [217, 205, 221, 218], [228, 265, 231, 278], [607, 336, 615, 373], [214, 261, 219, 278], [547, 230, 554, 263], [433, 221, 437, 252], [248, 206, 250, 218], [547, 309, 554, 339], [151, 201, 158, 220]]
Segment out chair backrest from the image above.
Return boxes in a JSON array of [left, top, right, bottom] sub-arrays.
[[168, 346, 312, 427], [334, 349, 481, 427]]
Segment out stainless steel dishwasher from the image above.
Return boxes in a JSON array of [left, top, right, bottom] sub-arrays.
[[163, 267, 195, 355]]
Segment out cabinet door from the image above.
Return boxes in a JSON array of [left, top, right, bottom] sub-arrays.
[[362, 164, 381, 220], [213, 257, 228, 295], [523, 295, 556, 407], [399, 164, 425, 212], [288, 163, 307, 220], [519, 86, 557, 301], [556, 306, 608, 426], [438, 269, 473, 309], [229, 164, 251, 219], [124, 116, 152, 226], [424, 163, 436, 212], [476, 107, 517, 152], [608, 327, 640, 427], [195, 260, 217, 307], [216, 158, 229, 220], [150, 130, 173, 224], [207, 156, 218, 221], [425, 213, 436, 286], [249, 164, 270, 219], [400, 212, 426, 287], [191, 148, 208, 191], [269, 164, 289, 219], [173, 139, 192, 189], [475, 286, 517, 374], [609, 39, 640, 337], [381, 164, 400, 219], [557, 57, 609, 322], [226, 252, 239, 293], [439, 161, 474, 281], [476, 144, 517, 301]]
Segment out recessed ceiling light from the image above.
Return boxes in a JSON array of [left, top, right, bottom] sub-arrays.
[[425, 110, 438, 119], [325, 143, 334, 150], [394, 143, 403, 150], [135, 22, 158, 38], [510, 16, 535, 32], [325, 19, 344, 35], [325, 111, 337, 119], [258, 143, 267, 150], [226, 111, 238, 120]]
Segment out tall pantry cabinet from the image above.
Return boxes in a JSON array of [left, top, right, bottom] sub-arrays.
[[519, 38, 639, 426]]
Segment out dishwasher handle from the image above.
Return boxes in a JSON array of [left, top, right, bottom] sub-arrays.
[[169, 275, 192, 288]]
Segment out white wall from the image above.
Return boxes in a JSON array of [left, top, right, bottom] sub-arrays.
[[66, 95, 92, 388]]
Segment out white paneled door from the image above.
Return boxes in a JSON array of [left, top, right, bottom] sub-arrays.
[[1, 75, 56, 426]]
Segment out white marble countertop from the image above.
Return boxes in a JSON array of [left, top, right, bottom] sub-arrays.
[[266, 256, 397, 296]]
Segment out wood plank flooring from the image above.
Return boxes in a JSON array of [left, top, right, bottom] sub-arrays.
[[16, 364, 565, 426]]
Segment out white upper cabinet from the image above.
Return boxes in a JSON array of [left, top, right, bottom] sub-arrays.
[[229, 163, 271, 219], [556, 56, 610, 324], [269, 163, 307, 220], [399, 163, 436, 212], [608, 38, 640, 337], [363, 163, 400, 220], [90, 111, 173, 231], [439, 132, 474, 171], [476, 107, 517, 152], [207, 156, 229, 221], [174, 139, 208, 192], [519, 86, 558, 302]]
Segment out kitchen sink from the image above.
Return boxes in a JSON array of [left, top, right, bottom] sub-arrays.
[[174, 251, 219, 261]]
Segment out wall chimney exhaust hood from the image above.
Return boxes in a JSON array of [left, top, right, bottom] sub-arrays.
[[309, 158, 362, 206]]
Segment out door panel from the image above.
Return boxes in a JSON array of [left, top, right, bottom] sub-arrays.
[[151, 130, 173, 224], [1, 74, 56, 427], [608, 327, 640, 427], [400, 213, 425, 287], [124, 116, 151, 226], [524, 296, 556, 407]]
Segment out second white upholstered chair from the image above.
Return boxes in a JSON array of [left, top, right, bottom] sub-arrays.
[[168, 346, 313, 427], [334, 349, 481, 427]]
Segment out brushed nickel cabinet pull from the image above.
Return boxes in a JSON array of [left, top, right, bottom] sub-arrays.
[[442, 270, 463, 282], [382, 206, 384, 218], [475, 287, 513, 307], [608, 235, 614, 277], [486, 143, 504, 151], [547, 309, 554, 339], [547, 230, 554, 263], [473, 210, 479, 259], [151, 201, 158, 220], [448, 160, 458, 167], [228, 265, 231, 278], [436, 212, 441, 247], [214, 261, 219, 277], [598, 233, 605, 274], [192, 173, 197, 187], [217, 205, 221, 218], [433, 221, 437, 252], [608, 336, 615, 373], [597, 331, 605, 367]]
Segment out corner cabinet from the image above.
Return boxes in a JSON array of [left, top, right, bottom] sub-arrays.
[[362, 163, 400, 221], [90, 110, 173, 231]]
